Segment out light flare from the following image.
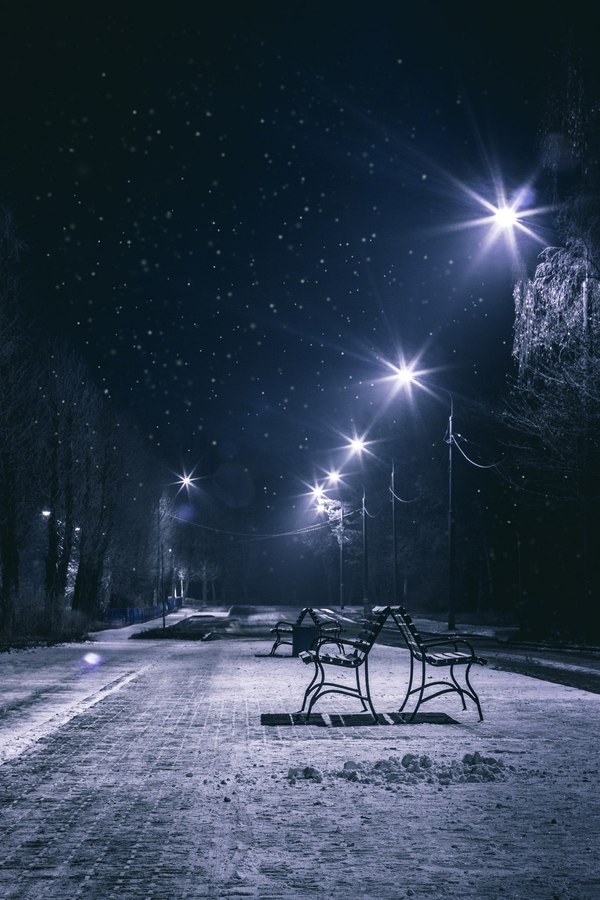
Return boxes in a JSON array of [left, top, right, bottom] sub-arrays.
[[173, 468, 200, 493], [82, 652, 102, 668]]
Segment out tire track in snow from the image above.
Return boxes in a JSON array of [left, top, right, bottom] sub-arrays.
[[0, 666, 150, 766]]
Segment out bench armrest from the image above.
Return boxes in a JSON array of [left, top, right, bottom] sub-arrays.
[[421, 635, 475, 649], [421, 636, 486, 661], [422, 635, 475, 656], [317, 620, 342, 631], [311, 636, 359, 656]]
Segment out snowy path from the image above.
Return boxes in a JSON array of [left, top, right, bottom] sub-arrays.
[[0, 625, 598, 897], [0, 608, 192, 766], [0, 642, 160, 765]]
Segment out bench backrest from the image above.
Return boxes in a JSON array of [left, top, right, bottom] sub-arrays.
[[295, 607, 313, 626], [297, 607, 341, 629], [349, 607, 390, 661], [387, 606, 426, 656]]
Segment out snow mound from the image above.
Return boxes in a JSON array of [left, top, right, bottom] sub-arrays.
[[335, 751, 511, 787]]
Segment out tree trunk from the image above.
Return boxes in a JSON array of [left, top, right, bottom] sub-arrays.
[[0, 521, 19, 636]]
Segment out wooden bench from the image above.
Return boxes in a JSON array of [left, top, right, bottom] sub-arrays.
[[268, 607, 343, 657], [379, 605, 487, 721], [297, 607, 390, 722]]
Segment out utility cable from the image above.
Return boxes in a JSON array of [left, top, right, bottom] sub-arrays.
[[451, 434, 502, 469]]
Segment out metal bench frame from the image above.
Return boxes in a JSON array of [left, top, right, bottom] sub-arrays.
[[381, 605, 487, 721], [268, 607, 343, 657], [297, 608, 390, 722]]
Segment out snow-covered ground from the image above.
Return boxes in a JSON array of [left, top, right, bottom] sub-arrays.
[[0, 608, 598, 897]]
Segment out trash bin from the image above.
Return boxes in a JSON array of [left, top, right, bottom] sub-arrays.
[[292, 624, 319, 657]]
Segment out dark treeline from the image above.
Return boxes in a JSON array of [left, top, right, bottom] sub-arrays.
[[0, 210, 273, 640], [0, 209, 156, 637]]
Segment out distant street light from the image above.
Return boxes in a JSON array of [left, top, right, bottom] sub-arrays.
[[156, 470, 197, 627]]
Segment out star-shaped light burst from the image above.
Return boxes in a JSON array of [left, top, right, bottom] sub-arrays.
[[342, 430, 375, 462], [348, 436, 366, 455], [369, 352, 448, 422], [309, 481, 331, 513], [308, 468, 344, 501], [449, 176, 551, 270], [377, 355, 422, 401], [173, 469, 200, 494]]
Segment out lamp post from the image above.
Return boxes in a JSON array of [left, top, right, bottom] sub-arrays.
[[390, 460, 398, 604], [345, 437, 372, 616], [446, 394, 456, 632], [312, 482, 345, 610], [361, 483, 369, 615], [390, 365, 458, 629], [338, 502, 345, 610], [382, 194, 531, 627], [325, 471, 347, 611], [156, 470, 199, 628], [155, 494, 167, 628]]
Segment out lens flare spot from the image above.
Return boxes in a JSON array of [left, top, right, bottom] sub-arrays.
[[83, 652, 102, 667]]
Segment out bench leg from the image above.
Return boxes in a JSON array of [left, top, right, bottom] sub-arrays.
[[299, 658, 322, 713], [450, 665, 468, 710], [310, 667, 378, 723], [398, 650, 416, 713], [360, 656, 378, 721], [402, 661, 484, 722], [269, 633, 293, 657], [300, 659, 378, 723], [463, 663, 484, 721], [407, 657, 429, 721]]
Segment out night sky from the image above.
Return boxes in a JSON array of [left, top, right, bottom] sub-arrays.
[[0, 2, 593, 511]]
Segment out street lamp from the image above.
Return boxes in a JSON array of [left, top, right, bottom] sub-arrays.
[[326, 470, 347, 612], [156, 469, 198, 627], [388, 364, 458, 628], [445, 393, 456, 631], [390, 460, 399, 604], [344, 437, 370, 617], [391, 364, 486, 631], [311, 478, 345, 610]]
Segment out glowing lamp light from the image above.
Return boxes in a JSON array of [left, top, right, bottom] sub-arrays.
[[174, 469, 199, 493], [327, 469, 342, 485], [41, 510, 51, 518], [348, 437, 366, 455], [493, 205, 520, 230], [394, 365, 416, 387]]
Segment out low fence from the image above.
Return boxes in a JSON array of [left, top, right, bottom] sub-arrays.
[[106, 596, 184, 626]]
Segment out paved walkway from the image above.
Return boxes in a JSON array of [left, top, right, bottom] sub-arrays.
[[0, 626, 598, 898]]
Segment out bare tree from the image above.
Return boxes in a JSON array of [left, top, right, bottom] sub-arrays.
[[0, 210, 36, 636], [70, 386, 129, 620], [503, 60, 600, 632]]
